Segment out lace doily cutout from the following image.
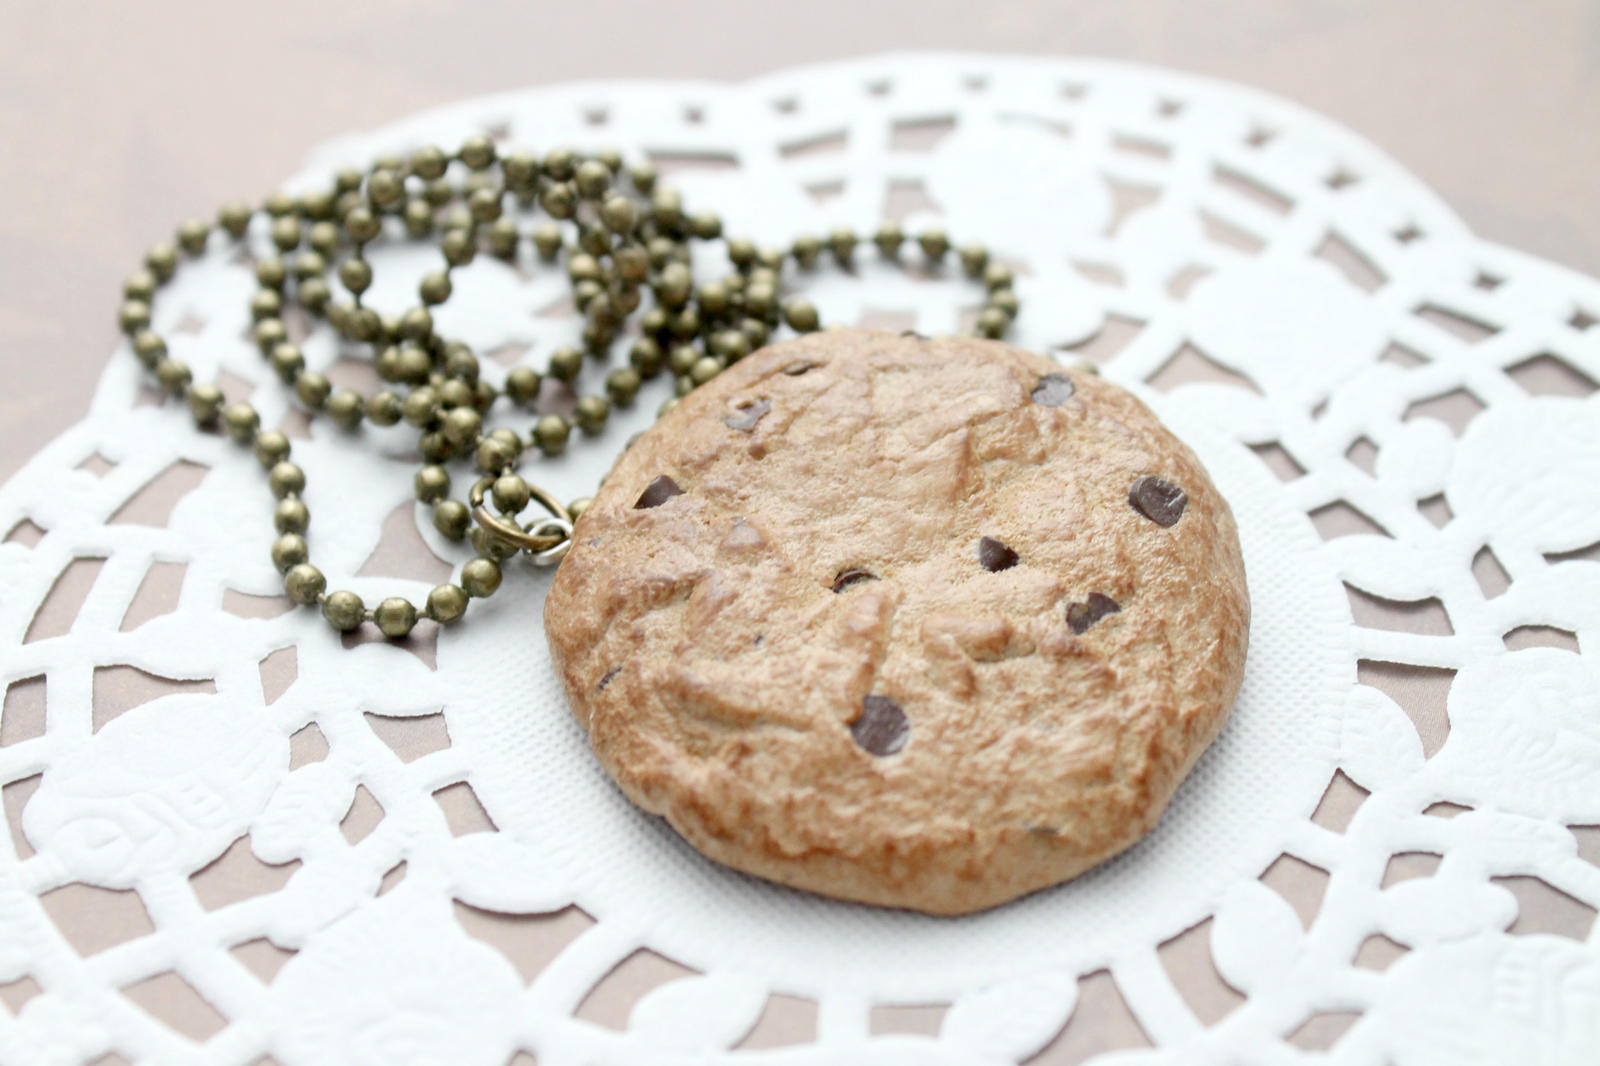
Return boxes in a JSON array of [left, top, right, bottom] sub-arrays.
[[1, 54, 1597, 1066]]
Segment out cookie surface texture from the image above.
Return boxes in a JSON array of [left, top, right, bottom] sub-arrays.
[[544, 329, 1249, 914]]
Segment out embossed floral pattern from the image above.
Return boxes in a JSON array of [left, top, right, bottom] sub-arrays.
[[0, 55, 1596, 1065]]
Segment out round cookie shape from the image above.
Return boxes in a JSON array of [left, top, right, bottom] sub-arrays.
[[544, 329, 1249, 915]]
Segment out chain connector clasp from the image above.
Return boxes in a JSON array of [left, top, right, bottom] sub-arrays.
[[468, 477, 573, 566]]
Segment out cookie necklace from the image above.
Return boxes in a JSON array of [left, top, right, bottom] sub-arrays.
[[114, 138, 1024, 637], [116, 138, 1250, 913]]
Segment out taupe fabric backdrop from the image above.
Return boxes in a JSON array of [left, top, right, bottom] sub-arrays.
[[0, 0, 1595, 1055], [1, 0, 1598, 479]]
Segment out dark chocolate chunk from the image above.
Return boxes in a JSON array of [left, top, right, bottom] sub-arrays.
[[723, 397, 771, 432], [634, 475, 683, 509], [781, 361, 814, 376], [597, 667, 620, 691], [977, 536, 1020, 572], [1067, 593, 1121, 634], [1031, 372, 1075, 407], [831, 568, 877, 593], [851, 694, 909, 756], [1128, 475, 1187, 527]]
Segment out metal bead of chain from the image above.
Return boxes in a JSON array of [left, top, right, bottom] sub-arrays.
[[118, 138, 1021, 638]]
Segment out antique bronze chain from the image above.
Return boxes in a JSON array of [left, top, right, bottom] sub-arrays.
[[115, 138, 1021, 637]]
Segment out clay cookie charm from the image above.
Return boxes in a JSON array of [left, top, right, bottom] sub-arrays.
[[544, 329, 1249, 914]]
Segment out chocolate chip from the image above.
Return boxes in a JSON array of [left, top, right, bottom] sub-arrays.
[[899, 329, 928, 340], [723, 397, 771, 432], [781, 361, 814, 376], [634, 475, 683, 509], [977, 536, 1019, 572], [1031, 372, 1075, 407], [1128, 475, 1187, 527], [597, 667, 620, 691], [851, 694, 909, 756], [1067, 593, 1120, 634], [832, 568, 877, 593]]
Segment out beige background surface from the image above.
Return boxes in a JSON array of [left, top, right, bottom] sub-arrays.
[[3, 0, 1600, 480], [2, 1, 1599, 1060]]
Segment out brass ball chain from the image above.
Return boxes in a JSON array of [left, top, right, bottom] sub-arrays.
[[116, 137, 1022, 639]]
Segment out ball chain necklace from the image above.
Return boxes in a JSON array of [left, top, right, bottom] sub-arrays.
[[114, 138, 1023, 638]]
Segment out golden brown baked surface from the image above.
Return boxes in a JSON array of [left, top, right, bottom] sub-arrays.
[[544, 329, 1249, 914]]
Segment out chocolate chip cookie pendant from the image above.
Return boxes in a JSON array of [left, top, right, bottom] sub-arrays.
[[545, 329, 1249, 915]]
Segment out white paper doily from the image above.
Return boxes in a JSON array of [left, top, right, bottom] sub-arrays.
[[2, 54, 1598, 1066]]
